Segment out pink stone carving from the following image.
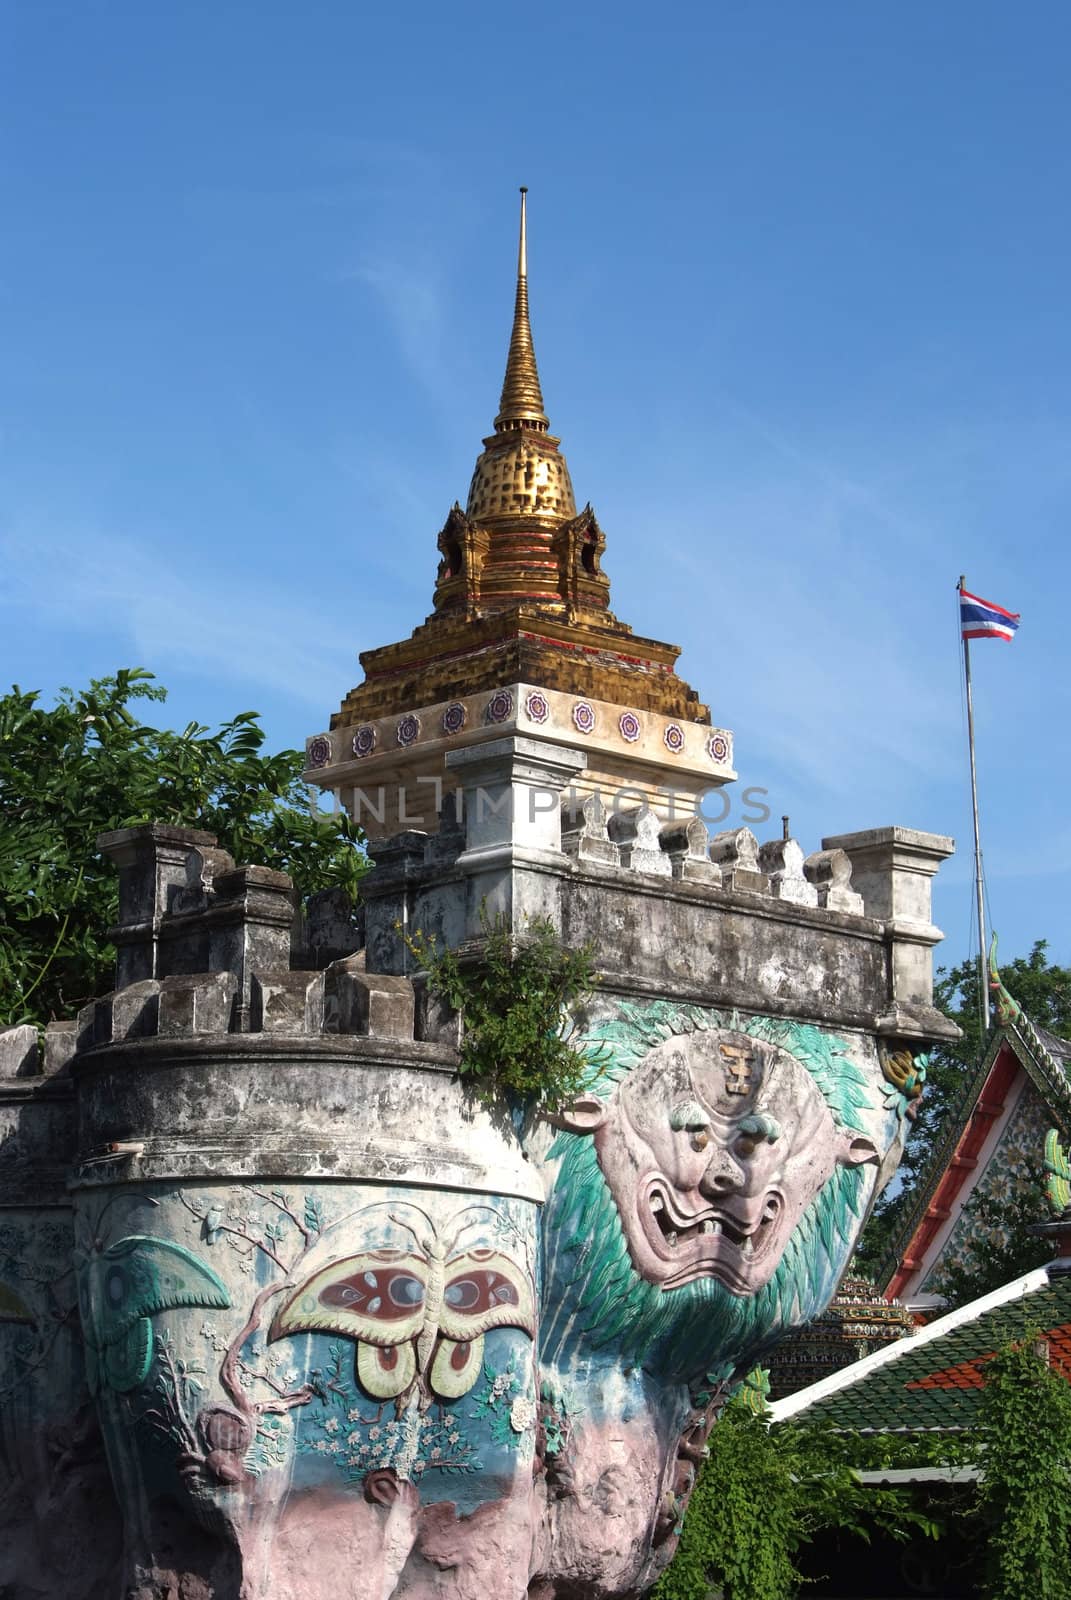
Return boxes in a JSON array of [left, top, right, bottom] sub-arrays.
[[562, 1028, 877, 1296]]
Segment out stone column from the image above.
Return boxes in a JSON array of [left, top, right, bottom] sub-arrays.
[[97, 824, 218, 988], [445, 736, 586, 936], [822, 827, 956, 1030]]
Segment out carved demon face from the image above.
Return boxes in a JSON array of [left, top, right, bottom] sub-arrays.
[[564, 1029, 876, 1296]]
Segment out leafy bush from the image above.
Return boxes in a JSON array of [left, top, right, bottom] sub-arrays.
[[976, 1333, 1071, 1599], [406, 906, 600, 1109], [1, 669, 365, 1026], [654, 1401, 951, 1600]]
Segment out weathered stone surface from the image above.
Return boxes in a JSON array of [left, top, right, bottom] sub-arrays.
[[413, 976, 463, 1050], [822, 827, 954, 1013], [804, 847, 865, 916], [250, 969, 325, 1035], [759, 837, 818, 907], [608, 806, 672, 877], [157, 972, 238, 1036], [661, 816, 721, 884], [42, 1019, 78, 1075], [708, 826, 769, 893], [561, 792, 617, 867], [347, 969, 416, 1039], [108, 978, 162, 1041], [0, 1023, 38, 1079], [300, 885, 363, 968]]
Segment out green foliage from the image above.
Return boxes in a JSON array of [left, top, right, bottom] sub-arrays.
[[976, 1333, 1071, 1599], [859, 940, 1071, 1274], [406, 906, 600, 1110], [0, 669, 366, 1027], [654, 1409, 799, 1600], [653, 1403, 947, 1600]]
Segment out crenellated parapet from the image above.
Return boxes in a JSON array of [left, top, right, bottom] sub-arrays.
[[0, 789, 957, 1600], [353, 736, 956, 1048]]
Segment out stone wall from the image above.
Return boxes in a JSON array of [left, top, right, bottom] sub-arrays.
[[0, 783, 955, 1600]]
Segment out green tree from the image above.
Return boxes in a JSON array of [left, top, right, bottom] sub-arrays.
[[858, 941, 1071, 1277], [976, 1333, 1071, 1599], [0, 669, 365, 1028], [653, 1398, 947, 1600]]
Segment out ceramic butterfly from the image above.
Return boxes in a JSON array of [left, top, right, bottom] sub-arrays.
[[74, 1234, 230, 1395], [269, 1212, 535, 1407]]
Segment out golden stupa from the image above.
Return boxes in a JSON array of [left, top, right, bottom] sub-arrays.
[[309, 191, 734, 831]]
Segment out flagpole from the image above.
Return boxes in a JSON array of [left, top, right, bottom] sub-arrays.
[[959, 574, 990, 1034]]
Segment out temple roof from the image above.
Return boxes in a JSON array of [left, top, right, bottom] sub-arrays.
[[330, 190, 709, 728], [768, 1265, 1071, 1434], [878, 956, 1071, 1305], [766, 1271, 915, 1400]]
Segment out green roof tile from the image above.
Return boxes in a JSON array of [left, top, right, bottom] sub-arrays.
[[775, 1274, 1071, 1433]]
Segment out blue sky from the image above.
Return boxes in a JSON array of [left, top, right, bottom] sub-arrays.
[[2, 2, 1069, 972]]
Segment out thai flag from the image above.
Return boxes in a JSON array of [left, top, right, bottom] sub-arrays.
[[960, 588, 1021, 643]]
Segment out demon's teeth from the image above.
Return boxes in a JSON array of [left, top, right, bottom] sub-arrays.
[[667, 1230, 678, 1248], [740, 1236, 754, 1257], [651, 1195, 664, 1213], [700, 1220, 716, 1236]]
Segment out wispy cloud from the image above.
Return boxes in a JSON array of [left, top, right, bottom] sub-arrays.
[[0, 518, 360, 714], [350, 258, 450, 403]]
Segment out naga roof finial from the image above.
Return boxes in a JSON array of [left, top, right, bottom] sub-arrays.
[[988, 932, 1022, 1027]]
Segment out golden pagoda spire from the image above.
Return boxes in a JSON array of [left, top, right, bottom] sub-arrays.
[[494, 187, 549, 432]]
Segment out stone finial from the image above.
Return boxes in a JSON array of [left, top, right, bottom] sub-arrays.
[[660, 818, 721, 884], [561, 793, 617, 867], [803, 849, 864, 915], [361, 832, 429, 976], [352, 973, 416, 1040], [607, 807, 672, 878], [79, 980, 162, 1049], [758, 838, 818, 907], [414, 978, 463, 1050], [708, 828, 768, 893], [0, 1024, 38, 1079], [207, 865, 296, 1024], [171, 846, 236, 914]]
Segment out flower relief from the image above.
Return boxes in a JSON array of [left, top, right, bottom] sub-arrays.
[[663, 722, 685, 755], [572, 701, 596, 736], [396, 713, 421, 748], [707, 731, 731, 764], [486, 689, 514, 724], [442, 701, 467, 736], [524, 690, 550, 725], [509, 1394, 536, 1433], [306, 735, 332, 769], [352, 725, 377, 758], [619, 711, 642, 744]]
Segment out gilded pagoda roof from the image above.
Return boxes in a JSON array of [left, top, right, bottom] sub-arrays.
[[331, 190, 709, 729]]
